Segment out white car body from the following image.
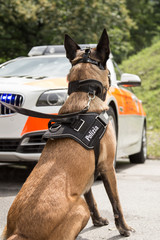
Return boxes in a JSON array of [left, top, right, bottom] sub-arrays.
[[0, 46, 146, 163]]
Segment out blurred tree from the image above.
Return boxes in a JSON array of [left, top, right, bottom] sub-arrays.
[[0, 0, 134, 62], [52, 0, 134, 62], [125, 0, 160, 54], [0, 0, 56, 59], [152, 0, 160, 37]]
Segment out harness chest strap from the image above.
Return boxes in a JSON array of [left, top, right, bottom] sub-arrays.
[[43, 111, 109, 168]]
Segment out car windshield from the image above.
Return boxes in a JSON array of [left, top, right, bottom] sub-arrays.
[[0, 56, 71, 78]]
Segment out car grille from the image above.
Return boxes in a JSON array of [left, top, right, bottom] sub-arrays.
[[18, 145, 45, 154], [0, 133, 46, 154], [0, 139, 20, 152], [18, 134, 46, 153], [0, 93, 23, 115]]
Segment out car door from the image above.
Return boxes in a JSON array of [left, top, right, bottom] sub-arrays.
[[117, 86, 144, 155]]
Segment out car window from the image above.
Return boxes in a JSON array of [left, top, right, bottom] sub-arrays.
[[0, 57, 71, 78]]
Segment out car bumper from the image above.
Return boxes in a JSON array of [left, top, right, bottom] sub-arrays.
[[0, 131, 46, 162], [0, 152, 41, 162]]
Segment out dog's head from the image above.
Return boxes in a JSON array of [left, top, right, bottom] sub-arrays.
[[64, 29, 110, 90]]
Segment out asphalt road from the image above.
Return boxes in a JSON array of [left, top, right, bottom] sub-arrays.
[[0, 159, 160, 240]]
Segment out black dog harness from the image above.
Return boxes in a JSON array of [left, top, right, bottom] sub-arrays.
[[43, 111, 109, 166]]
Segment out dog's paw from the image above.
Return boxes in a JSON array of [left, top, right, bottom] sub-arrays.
[[119, 226, 135, 237], [115, 216, 135, 237], [93, 217, 109, 227]]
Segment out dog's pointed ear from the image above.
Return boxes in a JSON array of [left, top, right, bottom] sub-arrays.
[[96, 29, 110, 67], [64, 34, 81, 61]]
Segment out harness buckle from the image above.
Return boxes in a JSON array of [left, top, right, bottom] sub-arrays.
[[74, 119, 85, 132], [83, 48, 91, 62], [96, 111, 109, 127], [49, 123, 62, 132], [86, 91, 95, 110]]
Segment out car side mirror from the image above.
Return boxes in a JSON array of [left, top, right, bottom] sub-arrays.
[[117, 73, 141, 87]]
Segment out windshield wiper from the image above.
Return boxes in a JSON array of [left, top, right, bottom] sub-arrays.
[[0, 75, 48, 79], [0, 75, 13, 78]]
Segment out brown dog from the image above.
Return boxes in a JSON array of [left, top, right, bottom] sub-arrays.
[[2, 29, 132, 240]]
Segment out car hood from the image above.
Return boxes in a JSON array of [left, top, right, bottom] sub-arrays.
[[0, 76, 68, 90]]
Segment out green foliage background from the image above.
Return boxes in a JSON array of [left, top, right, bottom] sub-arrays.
[[0, 0, 159, 157], [120, 41, 160, 158], [120, 41, 160, 130], [0, 0, 159, 62]]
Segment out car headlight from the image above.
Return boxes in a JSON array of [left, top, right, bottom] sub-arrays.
[[36, 89, 68, 106]]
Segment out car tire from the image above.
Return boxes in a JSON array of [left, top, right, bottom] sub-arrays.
[[108, 106, 117, 167], [129, 124, 147, 164]]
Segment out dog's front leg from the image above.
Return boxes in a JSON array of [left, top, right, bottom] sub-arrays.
[[84, 188, 109, 226], [100, 168, 133, 237]]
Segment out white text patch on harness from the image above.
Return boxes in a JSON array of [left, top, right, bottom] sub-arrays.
[[85, 126, 99, 142]]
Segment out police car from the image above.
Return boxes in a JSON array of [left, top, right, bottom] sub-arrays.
[[0, 45, 147, 164]]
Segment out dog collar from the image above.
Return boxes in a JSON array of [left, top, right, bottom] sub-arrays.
[[68, 79, 107, 101]]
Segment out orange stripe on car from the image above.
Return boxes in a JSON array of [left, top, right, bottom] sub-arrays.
[[21, 116, 51, 136]]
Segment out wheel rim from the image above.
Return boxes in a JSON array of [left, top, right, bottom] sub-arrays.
[[109, 115, 116, 137], [109, 114, 117, 167], [142, 127, 147, 159]]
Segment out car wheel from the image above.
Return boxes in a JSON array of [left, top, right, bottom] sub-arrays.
[[108, 106, 117, 167], [129, 124, 147, 164]]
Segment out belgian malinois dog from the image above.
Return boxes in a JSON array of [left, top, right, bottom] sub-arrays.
[[2, 29, 133, 240]]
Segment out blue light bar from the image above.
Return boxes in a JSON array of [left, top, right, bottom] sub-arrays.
[[0, 93, 23, 115], [2, 95, 7, 100], [0, 94, 16, 105]]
